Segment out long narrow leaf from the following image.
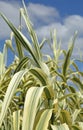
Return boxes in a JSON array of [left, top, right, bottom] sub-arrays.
[[14, 36, 24, 59], [13, 110, 21, 130], [35, 109, 52, 130], [51, 123, 69, 130], [72, 109, 81, 123], [29, 68, 49, 85], [14, 57, 29, 73], [0, 70, 27, 126], [62, 32, 77, 76], [22, 87, 44, 130], [21, 1, 42, 61], [0, 13, 40, 67]]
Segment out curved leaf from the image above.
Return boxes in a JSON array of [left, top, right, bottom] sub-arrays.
[[14, 57, 29, 73], [35, 109, 52, 130], [0, 13, 40, 67], [51, 123, 69, 130], [0, 70, 27, 126], [22, 87, 44, 130]]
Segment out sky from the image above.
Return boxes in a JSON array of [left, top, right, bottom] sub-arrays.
[[0, 0, 83, 70]]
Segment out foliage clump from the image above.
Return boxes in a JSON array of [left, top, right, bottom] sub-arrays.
[[0, 1, 83, 130]]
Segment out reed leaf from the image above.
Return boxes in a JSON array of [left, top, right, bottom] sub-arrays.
[[72, 109, 81, 123], [14, 36, 24, 59], [35, 109, 52, 130], [59, 93, 77, 101], [22, 87, 44, 130], [21, 1, 42, 61], [71, 76, 83, 91], [14, 57, 29, 73], [0, 70, 27, 127], [51, 123, 69, 130], [72, 125, 82, 130], [29, 68, 49, 85], [0, 13, 40, 67], [60, 110, 72, 128], [39, 38, 47, 49], [62, 32, 77, 76], [13, 110, 21, 130]]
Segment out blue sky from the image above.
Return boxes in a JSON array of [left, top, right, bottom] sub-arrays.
[[26, 0, 83, 16], [0, 0, 83, 70]]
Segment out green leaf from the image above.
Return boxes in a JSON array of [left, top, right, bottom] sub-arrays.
[[0, 70, 27, 126], [72, 109, 81, 123], [71, 76, 83, 91], [78, 122, 83, 130], [51, 123, 69, 130], [14, 56, 29, 73], [39, 38, 47, 49], [13, 110, 21, 130], [52, 29, 61, 64], [5, 39, 14, 53], [0, 52, 5, 76], [62, 32, 77, 76], [14, 36, 24, 59], [60, 110, 72, 128], [59, 93, 77, 101], [0, 12, 40, 67], [29, 68, 49, 85], [22, 87, 44, 130], [62, 49, 71, 77], [72, 124, 82, 130], [35, 109, 52, 130], [0, 43, 8, 76], [20, 1, 42, 61]]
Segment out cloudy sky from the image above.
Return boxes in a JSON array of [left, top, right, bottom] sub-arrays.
[[0, 0, 83, 69]]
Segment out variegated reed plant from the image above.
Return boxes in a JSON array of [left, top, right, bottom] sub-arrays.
[[0, 0, 83, 130]]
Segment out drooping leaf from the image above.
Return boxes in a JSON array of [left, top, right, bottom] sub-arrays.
[[29, 68, 49, 85], [14, 56, 29, 73], [51, 123, 69, 130], [35, 109, 52, 130], [71, 76, 83, 91], [0, 70, 27, 126], [22, 87, 44, 130]]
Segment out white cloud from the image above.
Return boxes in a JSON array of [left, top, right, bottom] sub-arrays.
[[0, 1, 83, 58], [27, 3, 59, 24], [64, 15, 83, 36], [0, 1, 20, 38], [35, 14, 83, 58]]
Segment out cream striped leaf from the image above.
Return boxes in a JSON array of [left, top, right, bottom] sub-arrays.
[[0, 70, 27, 126], [22, 87, 44, 130]]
